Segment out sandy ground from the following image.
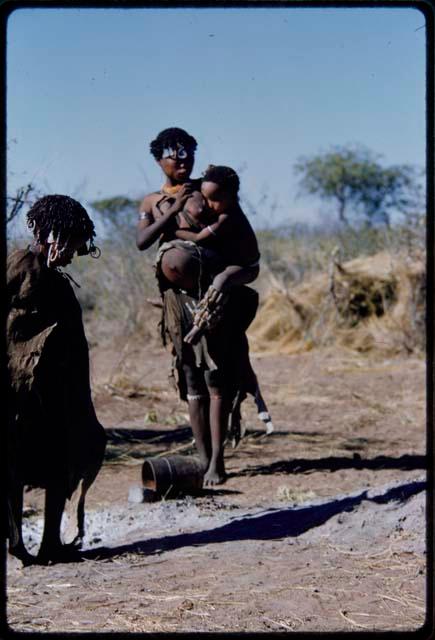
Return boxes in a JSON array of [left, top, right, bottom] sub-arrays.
[[6, 340, 429, 633]]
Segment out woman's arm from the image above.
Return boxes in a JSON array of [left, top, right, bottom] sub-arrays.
[[136, 187, 191, 251]]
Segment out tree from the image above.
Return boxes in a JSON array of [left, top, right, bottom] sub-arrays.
[[90, 196, 140, 235], [84, 195, 155, 335], [294, 144, 423, 227], [6, 183, 39, 225]]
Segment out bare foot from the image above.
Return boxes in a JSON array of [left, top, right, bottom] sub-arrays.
[[198, 455, 210, 474], [203, 466, 227, 487], [9, 543, 36, 567], [37, 542, 83, 565]]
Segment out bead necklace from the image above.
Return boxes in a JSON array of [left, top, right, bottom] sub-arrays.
[[161, 183, 184, 195]]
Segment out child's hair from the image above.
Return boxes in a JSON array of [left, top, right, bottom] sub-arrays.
[[202, 165, 240, 197], [27, 194, 96, 247], [149, 127, 197, 160]]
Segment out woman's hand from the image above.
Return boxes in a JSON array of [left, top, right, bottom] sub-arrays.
[[184, 324, 203, 345], [161, 184, 193, 217]]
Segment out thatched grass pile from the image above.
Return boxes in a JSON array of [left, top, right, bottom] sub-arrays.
[[248, 252, 425, 355]]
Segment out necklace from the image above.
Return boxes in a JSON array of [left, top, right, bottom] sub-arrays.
[[161, 183, 183, 195]]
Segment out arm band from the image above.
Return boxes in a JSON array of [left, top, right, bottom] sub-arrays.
[[207, 225, 216, 236], [139, 211, 153, 222]]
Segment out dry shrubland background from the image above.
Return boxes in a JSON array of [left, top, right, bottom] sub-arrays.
[[69, 208, 426, 357], [7, 194, 426, 357], [7, 143, 426, 357]]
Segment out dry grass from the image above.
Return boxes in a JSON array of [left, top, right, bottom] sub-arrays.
[[8, 213, 425, 359], [248, 251, 425, 356]]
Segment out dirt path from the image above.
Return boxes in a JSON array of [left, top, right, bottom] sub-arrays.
[[6, 344, 427, 633]]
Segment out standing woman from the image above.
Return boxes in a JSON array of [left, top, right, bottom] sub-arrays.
[[136, 128, 267, 485], [137, 127, 230, 484]]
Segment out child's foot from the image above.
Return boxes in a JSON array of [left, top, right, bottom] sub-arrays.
[[266, 421, 274, 435], [258, 412, 274, 435]]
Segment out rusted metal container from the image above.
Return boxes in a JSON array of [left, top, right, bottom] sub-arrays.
[[142, 455, 204, 498]]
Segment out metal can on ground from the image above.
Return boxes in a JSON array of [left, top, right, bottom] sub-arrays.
[[142, 455, 204, 498]]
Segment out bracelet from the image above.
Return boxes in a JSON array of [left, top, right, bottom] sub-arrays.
[[139, 211, 153, 222]]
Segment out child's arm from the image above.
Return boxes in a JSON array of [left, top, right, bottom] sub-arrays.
[[174, 213, 229, 244]]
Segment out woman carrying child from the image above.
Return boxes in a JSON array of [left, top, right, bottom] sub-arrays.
[[136, 128, 271, 485]]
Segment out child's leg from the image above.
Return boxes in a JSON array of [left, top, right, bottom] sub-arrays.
[[160, 247, 201, 292]]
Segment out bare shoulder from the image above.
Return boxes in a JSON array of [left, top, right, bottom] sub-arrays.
[[138, 191, 161, 214]]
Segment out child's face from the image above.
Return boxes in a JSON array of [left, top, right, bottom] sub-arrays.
[[201, 181, 232, 215]]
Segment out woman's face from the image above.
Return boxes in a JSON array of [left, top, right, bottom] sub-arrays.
[[201, 181, 231, 215], [45, 233, 90, 267], [158, 144, 194, 183]]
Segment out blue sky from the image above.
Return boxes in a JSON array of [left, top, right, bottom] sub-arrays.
[[7, 6, 426, 228]]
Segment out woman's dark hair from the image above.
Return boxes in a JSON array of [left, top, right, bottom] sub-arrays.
[[27, 194, 96, 247], [149, 127, 197, 160], [202, 165, 240, 196]]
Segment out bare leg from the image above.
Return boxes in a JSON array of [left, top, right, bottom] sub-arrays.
[[161, 248, 200, 291], [254, 383, 274, 434], [37, 484, 68, 563], [204, 392, 230, 486], [245, 358, 274, 434], [75, 429, 106, 545], [228, 395, 243, 448], [8, 480, 34, 565], [187, 396, 211, 472], [67, 477, 91, 548], [63, 478, 88, 548], [58, 427, 106, 550]]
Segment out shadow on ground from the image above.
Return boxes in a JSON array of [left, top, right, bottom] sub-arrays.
[[105, 426, 192, 445], [233, 454, 427, 477], [83, 479, 426, 562]]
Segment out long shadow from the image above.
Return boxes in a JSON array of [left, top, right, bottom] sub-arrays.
[[82, 479, 426, 562], [105, 426, 192, 445], [233, 453, 427, 478]]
